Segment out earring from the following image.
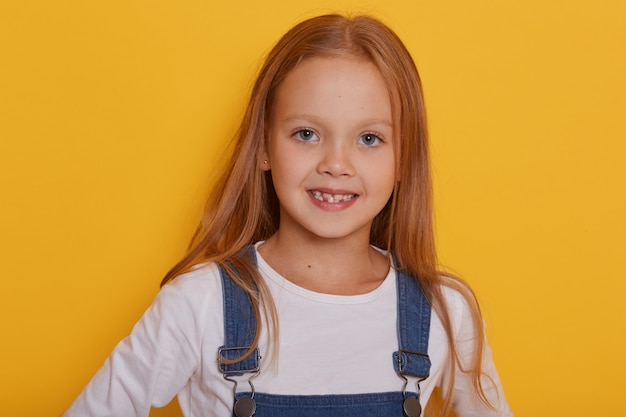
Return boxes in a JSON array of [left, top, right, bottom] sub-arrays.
[[263, 160, 268, 164]]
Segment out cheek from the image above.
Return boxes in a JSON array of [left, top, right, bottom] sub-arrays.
[[269, 142, 311, 176], [269, 156, 302, 196], [375, 155, 397, 189], [364, 167, 396, 203], [380, 176, 397, 200]]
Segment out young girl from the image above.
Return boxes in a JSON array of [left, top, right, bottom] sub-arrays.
[[64, 14, 512, 417]]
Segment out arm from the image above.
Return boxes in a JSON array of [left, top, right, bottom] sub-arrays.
[[443, 288, 513, 417], [63, 270, 213, 417]]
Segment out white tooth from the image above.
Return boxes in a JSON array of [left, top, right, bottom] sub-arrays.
[[313, 191, 354, 203]]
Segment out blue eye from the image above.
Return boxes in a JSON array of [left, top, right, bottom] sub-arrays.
[[294, 129, 319, 142], [358, 133, 382, 146]]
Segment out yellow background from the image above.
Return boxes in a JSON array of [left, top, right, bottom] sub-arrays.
[[1, 0, 624, 415]]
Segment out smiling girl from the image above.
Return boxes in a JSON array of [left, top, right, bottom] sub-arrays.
[[64, 14, 513, 417]]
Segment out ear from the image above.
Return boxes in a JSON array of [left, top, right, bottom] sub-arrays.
[[258, 149, 271, 171]]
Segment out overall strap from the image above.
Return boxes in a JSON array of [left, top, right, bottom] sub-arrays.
[[393, 269, 432, 379], [218, 246, 260, 376], [217, 248, 432, 379]]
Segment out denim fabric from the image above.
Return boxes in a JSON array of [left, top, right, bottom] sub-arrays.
[[393, 270, 432, 378], [219, 247, 259, 376], [234, 392, 417, 417], [218, 246, 431, 416]]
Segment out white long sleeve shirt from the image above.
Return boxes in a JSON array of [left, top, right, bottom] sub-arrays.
[[64, 246, 512, 416]]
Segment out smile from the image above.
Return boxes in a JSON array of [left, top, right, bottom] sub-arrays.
[[309, 190, 357, 203]]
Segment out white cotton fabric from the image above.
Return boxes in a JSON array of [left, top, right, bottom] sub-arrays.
[[63, 245, 513, 417]]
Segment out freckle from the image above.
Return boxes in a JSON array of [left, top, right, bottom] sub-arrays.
[[307, 265, 311, 268]]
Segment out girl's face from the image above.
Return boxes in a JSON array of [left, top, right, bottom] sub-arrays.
[[263, 56, 396, 243]]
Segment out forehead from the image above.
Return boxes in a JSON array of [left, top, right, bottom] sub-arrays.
[[271, 56, 393, 127]]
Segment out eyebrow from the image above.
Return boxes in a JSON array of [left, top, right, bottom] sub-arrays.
[[280, 114, 393, 128]]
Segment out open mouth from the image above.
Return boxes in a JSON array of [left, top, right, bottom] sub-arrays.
[[309, 190, 357, 203]]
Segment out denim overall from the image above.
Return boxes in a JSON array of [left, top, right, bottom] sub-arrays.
[[217, 247, 432, 417]]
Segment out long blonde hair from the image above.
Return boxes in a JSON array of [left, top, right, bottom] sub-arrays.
[[162, 14, 492, 416]]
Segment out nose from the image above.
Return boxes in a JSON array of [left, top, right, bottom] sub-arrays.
[[316, 140, 355, 177]]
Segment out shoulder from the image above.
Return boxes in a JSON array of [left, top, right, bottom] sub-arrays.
[[440, 283, 472, 315], [161, 262, 222, 294], [154, 262, 224, 322], [435, 278, 482, 339]]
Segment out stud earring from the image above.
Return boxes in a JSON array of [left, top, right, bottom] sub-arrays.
[[263, 160, 268, 164]]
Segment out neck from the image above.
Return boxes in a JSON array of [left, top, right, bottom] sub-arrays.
[[258, 230, 390, 295]]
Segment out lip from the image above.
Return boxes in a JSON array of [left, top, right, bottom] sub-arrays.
[[307, 188, 359, 211]]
